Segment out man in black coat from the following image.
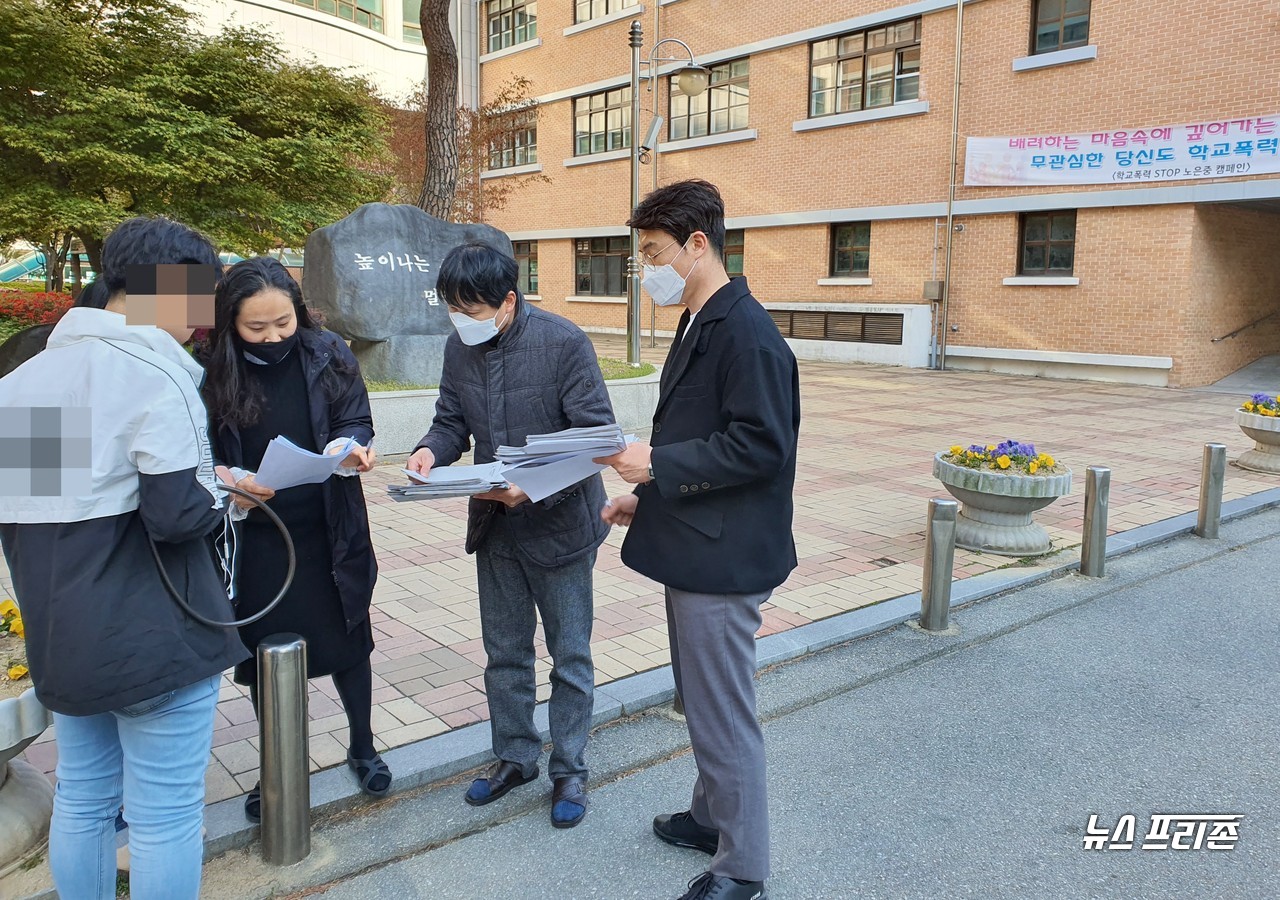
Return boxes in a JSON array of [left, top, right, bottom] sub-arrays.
[[598, 179, 800, 900]]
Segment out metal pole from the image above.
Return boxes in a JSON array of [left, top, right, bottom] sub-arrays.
[[1196, 443, 1227, 539], [1080, 466, 1111, 577], [258, 634, 310, 866], [937, 0, 965, 371], [920, 498, 959, 631], [627, 21, 644, 367]]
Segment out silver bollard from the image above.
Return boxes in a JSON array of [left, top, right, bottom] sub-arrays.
[[258, 634, 310, 866], [1080, 466, 1111, 578], [1195, 443, 1227, 539], [920, 498, 959, 632]]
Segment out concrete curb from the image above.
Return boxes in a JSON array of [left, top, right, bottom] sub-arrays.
[[192, 483, 1280, 862]]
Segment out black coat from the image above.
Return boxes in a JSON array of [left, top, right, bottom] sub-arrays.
[[622, 277, 801, 595], [0, 323, 54, 378], [209, 328, 378, 630]]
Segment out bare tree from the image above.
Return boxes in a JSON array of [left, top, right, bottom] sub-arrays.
[[417, 0, 459, 218], [388, 76, 548, 224]]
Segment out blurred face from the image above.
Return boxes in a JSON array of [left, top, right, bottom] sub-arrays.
[[120, 263, 218, 345], [234, 288, 297, 344]]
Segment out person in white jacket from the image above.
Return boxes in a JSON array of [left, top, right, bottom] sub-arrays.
[[0, 217, 247, 900]]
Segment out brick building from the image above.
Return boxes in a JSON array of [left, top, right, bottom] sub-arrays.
[[469, 0, 1280, 387]]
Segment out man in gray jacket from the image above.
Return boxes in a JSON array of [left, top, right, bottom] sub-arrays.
[[408, 241, 614, 828]]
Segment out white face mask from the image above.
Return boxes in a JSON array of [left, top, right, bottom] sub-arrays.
[[642, 241, 699, 307], [449, 305, 510, 346]]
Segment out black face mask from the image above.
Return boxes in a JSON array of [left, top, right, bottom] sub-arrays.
[[236, 330, 300, 366]]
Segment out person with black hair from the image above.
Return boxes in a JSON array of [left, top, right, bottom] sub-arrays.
[[597, 179, 800, 900], [0, 216, 247, 900], [201, 256, 387, 821], [407, 241, 615, 829]]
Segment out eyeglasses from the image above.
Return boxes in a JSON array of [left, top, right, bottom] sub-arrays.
[[638, 234, 700, 266]]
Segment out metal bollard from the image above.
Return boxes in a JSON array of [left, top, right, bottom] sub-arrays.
[[258, 634, 310, 866], [920, 498, 959, 632], [1080, 466, 1111, 577], [1195, 443, 1227, 539]]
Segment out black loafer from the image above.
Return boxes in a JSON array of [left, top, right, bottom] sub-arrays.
[[551, 775, 588, 828], [678, 872, 767, 900], [654, 809, 719, 855], [244, 783, 261, 823], [464, 760, 539, 807]]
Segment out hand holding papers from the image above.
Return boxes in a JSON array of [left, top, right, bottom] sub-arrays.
[[390, 425, 632, 504], [497, 424, 632, 503], [255, 436, 356, 490]]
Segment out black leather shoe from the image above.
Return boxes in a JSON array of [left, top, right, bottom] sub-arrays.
[[464, 760, 538, 807], [244, 783, 261, 823], [653, 810, 719, 855], [677, 872, 767, 900], [550, 775, 588, 828]]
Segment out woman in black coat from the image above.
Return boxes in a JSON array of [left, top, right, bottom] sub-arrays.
[[201, 257, 388, 821]]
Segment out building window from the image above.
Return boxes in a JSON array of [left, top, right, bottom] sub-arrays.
[[514, 241, 538, 295], [293, 0, 385, 34], [573, 86, 631, 156], [1032, 0, 1090, 54], [810, 18, 920, 118], [487, 0, 537, 53], [831, 223, 870, 277], [575, 237, 628, 296], [670, 59, 749, 141], [489, 118, 537, 169], [402, 0, 420, 42], [575, 0, 638, 24], [724, 229, 744, 278], [1019, 211, 1076, 275]]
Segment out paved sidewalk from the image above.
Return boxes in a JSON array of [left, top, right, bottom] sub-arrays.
[[301, 507, 1280, 900], [3, 352, 1276, 805]]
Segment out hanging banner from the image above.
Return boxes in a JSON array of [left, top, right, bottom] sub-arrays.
[[964, 115, 1280, 186]]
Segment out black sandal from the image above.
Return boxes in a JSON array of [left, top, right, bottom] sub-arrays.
[[244, 783, 261, 823], [346, 751, 392, 797]]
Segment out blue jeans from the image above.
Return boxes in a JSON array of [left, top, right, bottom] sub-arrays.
[[476, 514, 596, 780], [49, 674, 220, 900]]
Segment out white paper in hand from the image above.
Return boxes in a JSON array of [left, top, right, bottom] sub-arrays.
[[255, 436, 355, 490]]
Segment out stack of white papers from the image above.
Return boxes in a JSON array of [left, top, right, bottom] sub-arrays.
[[497, 425, 632, 503], [389, 425, 633, 504], [255, 436, 355, 491], [387, 462, 507, 501]]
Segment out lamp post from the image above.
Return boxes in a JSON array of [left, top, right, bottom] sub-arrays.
[[936, 0, 966, 371], [626, 21, 709, 366]]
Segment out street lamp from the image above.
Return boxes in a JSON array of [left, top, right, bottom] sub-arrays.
[[626, 21, 708, 366]]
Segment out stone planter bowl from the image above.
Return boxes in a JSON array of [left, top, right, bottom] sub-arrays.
[[1234, 409, 1280, 475], [933, 453, 1074, 556], [0, 687, 54, 878]]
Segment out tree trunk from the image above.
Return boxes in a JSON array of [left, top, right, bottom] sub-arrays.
[[69, 249, 82, 300], [40, 236, 70, 293], [79, 232, 104, 279], [417, 0, 459, 220]]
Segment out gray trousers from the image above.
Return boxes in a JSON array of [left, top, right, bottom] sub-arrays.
[[666, 586, 771, 882], [476, 514, 596, 781]]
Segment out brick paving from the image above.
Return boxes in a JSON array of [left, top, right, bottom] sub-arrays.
[[5, 338, 1277, 804]]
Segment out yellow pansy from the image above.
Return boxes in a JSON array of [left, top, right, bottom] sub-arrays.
[[1040, 454, 1055, 467], [0, 600, 16, 617], [1029, 461, 1039, 474], [950, 445, 964, 456], [986, 445, 996, 452], [997, 455, 1012, 469], [7, 664, 28, 680], [1244, 402, 1255, 412], [8, 616, 22, 638]]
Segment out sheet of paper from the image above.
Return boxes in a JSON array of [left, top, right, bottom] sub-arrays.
[[502, 455, 609, 504], [255, 436, 354, 490]]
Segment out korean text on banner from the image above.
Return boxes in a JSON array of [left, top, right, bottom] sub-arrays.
[[965, 115, 1280, 187]]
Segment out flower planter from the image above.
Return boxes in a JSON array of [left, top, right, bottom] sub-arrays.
[[933, 453, 1073, 556], [0, 687, 53, 878], [1234, 409, 1280, 475]]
